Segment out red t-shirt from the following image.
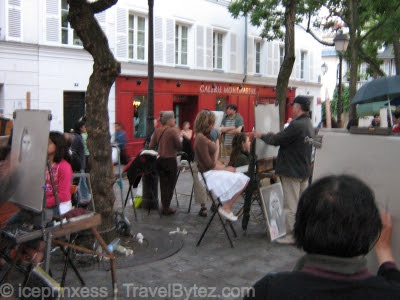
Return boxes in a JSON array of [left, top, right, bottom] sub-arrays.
[[45, 159, 73, 208]]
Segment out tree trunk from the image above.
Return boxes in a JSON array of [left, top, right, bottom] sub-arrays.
[[276, 0, 297, 130], [393, 34, 400, 75], [68, 0, 120, 226]]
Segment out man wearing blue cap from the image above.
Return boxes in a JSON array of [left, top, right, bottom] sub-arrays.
[[253, 96, 314, 244]]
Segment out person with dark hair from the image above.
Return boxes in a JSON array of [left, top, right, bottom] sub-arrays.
[[45, 131, 73, 216], [371, 113, 381, 128], [245, 175, 400, 299], [253, 95, 314, 244], [392, 111, 400, 133], [220, 103, 244, 157], [72, 119, 91, 203], [228, 132, 250, 168], [149, 111, 182, 215], [194, 110, 249, 222]]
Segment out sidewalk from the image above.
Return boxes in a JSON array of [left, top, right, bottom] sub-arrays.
[[1, 170, 303, 300], [106, 170, 302, 299]]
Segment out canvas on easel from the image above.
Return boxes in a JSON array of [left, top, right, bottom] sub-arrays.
[[9, 110, 51, 212], [254, 104, 280, 160]]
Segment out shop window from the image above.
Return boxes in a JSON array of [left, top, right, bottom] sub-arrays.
[[133, 95, 147, 138], [216, 97, 226, 111]]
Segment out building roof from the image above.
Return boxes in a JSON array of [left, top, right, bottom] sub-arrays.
[[378, 45, 394, 59]]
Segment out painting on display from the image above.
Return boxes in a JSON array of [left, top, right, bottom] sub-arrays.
[[259, 182, 286, 241]]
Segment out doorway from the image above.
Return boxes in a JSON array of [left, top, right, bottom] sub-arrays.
[[63, 91, 85, 132], [173, 95, 198, 129]]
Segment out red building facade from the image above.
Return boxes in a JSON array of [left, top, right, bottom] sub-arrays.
[[116, 76, 296, 158]]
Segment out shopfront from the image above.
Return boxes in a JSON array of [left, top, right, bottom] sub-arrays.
[[116, 76, 296, 158]]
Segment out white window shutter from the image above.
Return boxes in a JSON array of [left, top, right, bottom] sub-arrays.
[[95, 11, 107, 37], [230, 33, 237, 72], [205, 27, 213, 70], [45, 0, 59, 43], [267, 42, 273, 75], [165, 18, 174, 65], [273, 42, 279, 76], [295, 49, 300, 79], [309, 52, 313, 82], [247, 37, 254, 74], [116, 7, 127, 59], [107, 8, 116, 53], [154, 16, 164, 64], [196, 25, 204, 69], [7, 0, 22, 40]]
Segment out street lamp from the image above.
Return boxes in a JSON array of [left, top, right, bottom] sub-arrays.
[[333, 32, 349, 127], [321, 63, 328, 75]]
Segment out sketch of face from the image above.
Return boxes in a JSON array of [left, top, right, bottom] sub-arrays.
[[269, 191, 282, 216], [19, 128, 32, 162]]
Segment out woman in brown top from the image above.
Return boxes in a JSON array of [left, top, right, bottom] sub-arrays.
[[193, 110, 249, 222], [149, 111, 182, 215]]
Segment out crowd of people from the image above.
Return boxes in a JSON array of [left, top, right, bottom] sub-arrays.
[[1, 98, 400, 298]]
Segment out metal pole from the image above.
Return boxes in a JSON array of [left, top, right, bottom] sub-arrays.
[[147, 0, 154, 135], [142, 0, 158, 211], [337, 54, 343, 127]]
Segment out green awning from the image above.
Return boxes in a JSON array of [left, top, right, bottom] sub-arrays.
[[356, 101, 388, 117]]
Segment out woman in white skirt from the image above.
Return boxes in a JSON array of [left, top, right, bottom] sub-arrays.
[[193, 110, 249, 221]]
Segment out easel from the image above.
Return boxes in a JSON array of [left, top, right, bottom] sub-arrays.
[[0, 110, 118, 297]]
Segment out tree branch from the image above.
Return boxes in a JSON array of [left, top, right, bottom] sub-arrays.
[[300, 21, 334, 47], [90, 0, 118, 14], [359, 48, 386, 77]]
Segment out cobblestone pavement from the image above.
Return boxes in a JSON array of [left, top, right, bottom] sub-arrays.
[[1, 170, 303, 300]]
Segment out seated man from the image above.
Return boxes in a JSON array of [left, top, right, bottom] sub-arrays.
[[245, 175, 400, 299]]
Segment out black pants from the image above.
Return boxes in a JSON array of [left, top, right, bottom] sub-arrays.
[[157, 157, 178, 210]]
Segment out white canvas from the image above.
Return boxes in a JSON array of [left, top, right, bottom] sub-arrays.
[[255, 104, 280, 159], [212, 111, 224, 131]]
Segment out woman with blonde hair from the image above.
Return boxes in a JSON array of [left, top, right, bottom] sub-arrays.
[[193, 110, 249, 221]]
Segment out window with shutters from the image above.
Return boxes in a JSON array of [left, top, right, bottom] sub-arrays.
[[175, 24, 188, 65], [255, 41, 261, 74], [7, 0, 22, 40], [213, 31, 223, 70], [128, 14, 146, 61], [61, 0, 81, 45]]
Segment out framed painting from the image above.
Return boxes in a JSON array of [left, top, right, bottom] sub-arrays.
[[259, 182, 286, 241]]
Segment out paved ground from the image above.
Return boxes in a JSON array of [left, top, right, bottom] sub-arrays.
[[1, 169, 304, 300]]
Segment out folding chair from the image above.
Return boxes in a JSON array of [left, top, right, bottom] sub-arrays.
[[196, 171, 237, 248]]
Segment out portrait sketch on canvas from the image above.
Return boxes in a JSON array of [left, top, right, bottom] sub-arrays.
[[260, 182, 286, 241]]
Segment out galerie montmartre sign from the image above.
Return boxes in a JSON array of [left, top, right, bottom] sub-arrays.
[[199, 84, 257, 95]]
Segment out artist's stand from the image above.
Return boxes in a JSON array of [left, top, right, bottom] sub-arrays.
[[1, 213, 118, 296]]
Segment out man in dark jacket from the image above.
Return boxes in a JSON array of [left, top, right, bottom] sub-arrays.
[[253, 96, 314, 244]]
